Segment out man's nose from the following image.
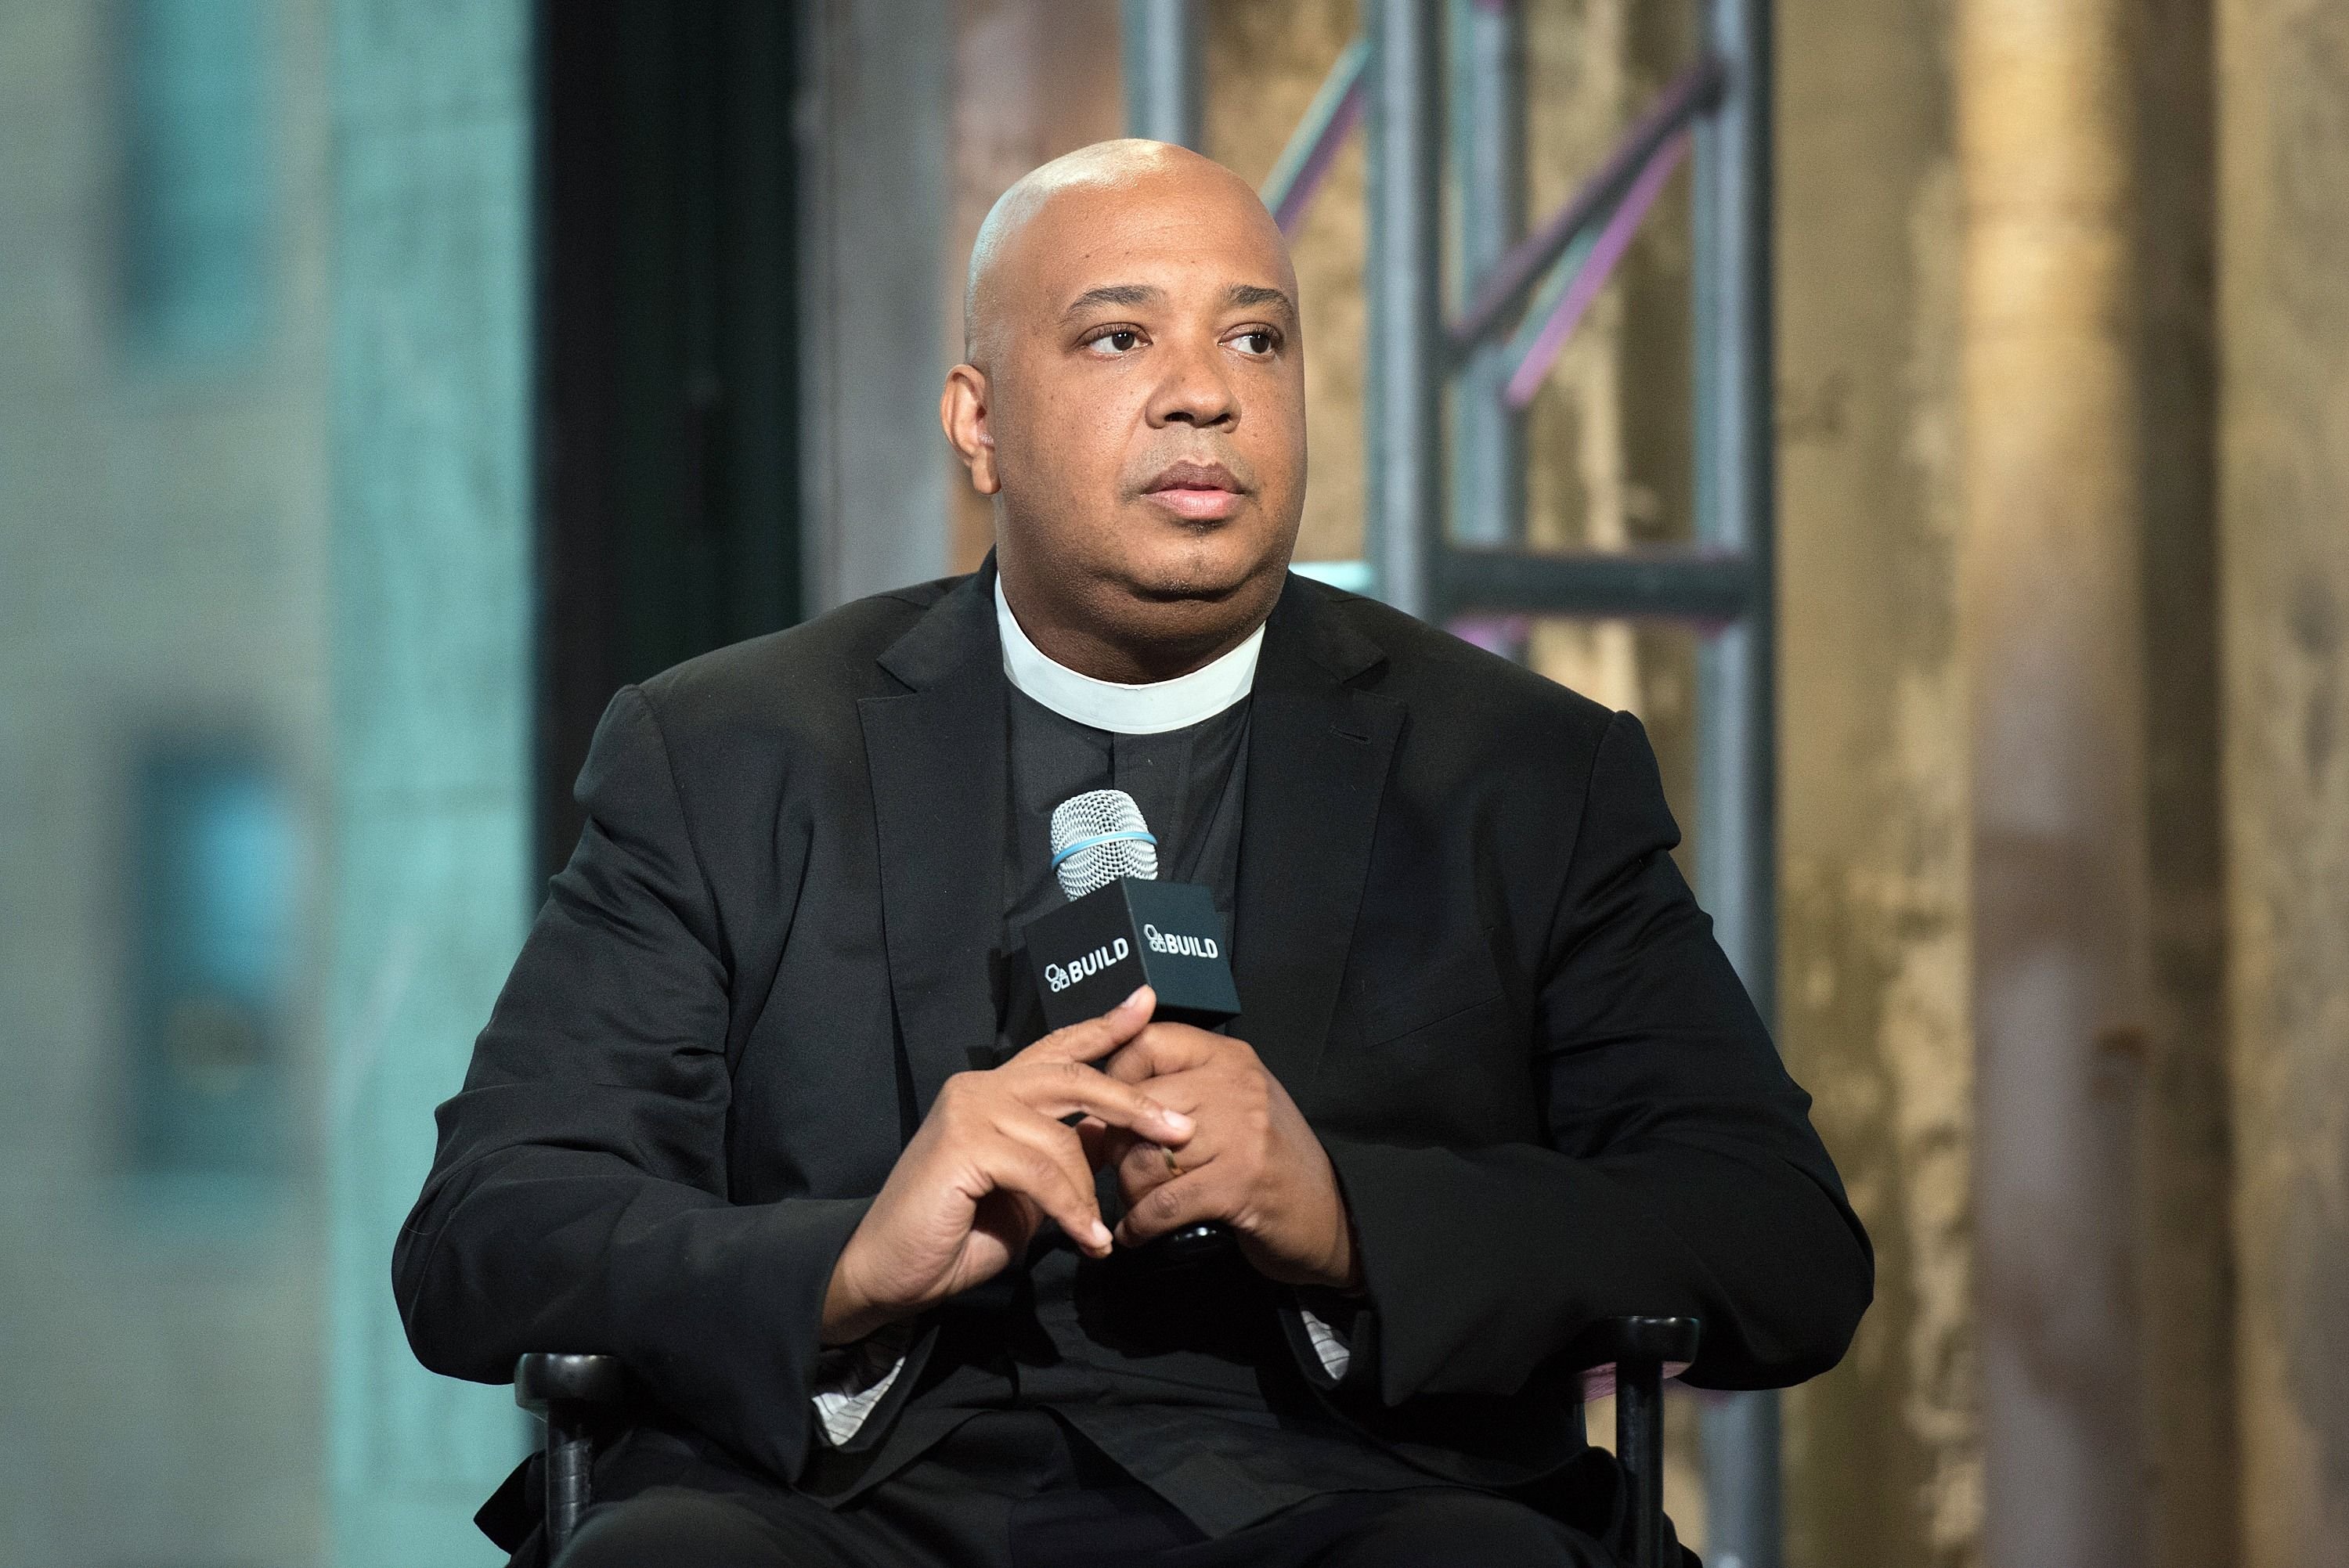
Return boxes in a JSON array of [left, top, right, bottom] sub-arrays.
[[1147, 339, 1237, 428]]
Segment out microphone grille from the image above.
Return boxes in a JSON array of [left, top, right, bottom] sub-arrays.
[[1049, 788, 1160, 899]]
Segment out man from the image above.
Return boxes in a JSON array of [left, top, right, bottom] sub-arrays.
[[397, 141, 1871, 1566]]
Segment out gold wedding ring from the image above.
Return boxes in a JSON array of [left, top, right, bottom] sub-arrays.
[[1161, 1144, 1182, 1177]]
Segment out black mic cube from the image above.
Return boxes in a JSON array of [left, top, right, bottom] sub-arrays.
[[1024, 878, 1241, 1033]]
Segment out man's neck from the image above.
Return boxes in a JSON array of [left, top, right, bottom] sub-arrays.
[[1012, 607, 1257, 686], [992, 558, 1277, 684]]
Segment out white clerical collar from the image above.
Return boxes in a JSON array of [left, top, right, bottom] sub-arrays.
[[995, 575, 1261, 735]]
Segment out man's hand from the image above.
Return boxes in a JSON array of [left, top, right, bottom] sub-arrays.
[[821, 986, 1193, 1344], [1102, 1024, 1361, 1291]]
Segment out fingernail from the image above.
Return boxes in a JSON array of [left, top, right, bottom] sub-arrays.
[[1161, 1110, 1193, 1135], [1123, 986, 1149, 1009], [1090, 1220, 1113, 1248]]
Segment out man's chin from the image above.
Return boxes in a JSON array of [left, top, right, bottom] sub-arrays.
[[1113, 544, 1290, 607], [1124, 575, 1246, 606]]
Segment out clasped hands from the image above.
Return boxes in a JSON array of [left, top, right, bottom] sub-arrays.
[[822, 986, 1359, 1345]]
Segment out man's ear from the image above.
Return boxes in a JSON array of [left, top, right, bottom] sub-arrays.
[[940, 364, 1000, 496]]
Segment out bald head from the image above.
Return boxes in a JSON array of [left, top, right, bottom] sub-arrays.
[[963, 140, 1294, 364], [940, 139, 1308, 686]]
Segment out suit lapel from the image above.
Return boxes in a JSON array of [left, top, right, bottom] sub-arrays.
[[1232, 579, 1403, 1096], [859, 568, 1007, 1118]]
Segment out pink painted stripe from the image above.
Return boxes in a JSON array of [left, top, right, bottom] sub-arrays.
[[1502, 130, 1691, 409]]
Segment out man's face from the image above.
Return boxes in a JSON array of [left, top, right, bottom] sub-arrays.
[[947, 163, 1307, 670]]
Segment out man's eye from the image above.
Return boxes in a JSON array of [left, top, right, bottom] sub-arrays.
[[1232, 330, 1276, 356], [1088, 329, 1142, 355]]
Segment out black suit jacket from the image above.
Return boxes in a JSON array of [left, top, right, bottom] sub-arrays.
[[395, 564, 1871, 1521]]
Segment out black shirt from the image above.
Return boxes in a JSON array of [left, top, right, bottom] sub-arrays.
[[961, 683, 1432, 1537]]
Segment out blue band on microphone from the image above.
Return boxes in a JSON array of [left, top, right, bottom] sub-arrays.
[[1050, 830, 1157, 871]]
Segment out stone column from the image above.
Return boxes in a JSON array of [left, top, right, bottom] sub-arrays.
[[324, 5, 533, 1560], [2217, 2, 2349, 1563], [1957, 2, 2152, 1564]]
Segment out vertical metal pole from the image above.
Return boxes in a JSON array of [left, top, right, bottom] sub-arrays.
[[1448, 0, 1525, 550], [543, 1411, 594, 1555], [1120, 0, 1203, 148], [1618, 1362, 1669, 1568], [1692, 0, 1781, 1563], [1365, 0, 1444, 618]]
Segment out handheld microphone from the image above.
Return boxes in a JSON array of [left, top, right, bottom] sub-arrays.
[[1049, 788, 1159, 897], [1027, 790, 1241, 1031], [1027, 789, 1238, 1265]]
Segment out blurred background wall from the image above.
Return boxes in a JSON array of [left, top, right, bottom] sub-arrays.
[[2, 1, 337, 1561], [1, 2, 2344, 1565]]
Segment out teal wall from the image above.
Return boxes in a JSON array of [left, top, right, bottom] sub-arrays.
[[0, 2, 336, 1559], [325, 3, 533, 1561]]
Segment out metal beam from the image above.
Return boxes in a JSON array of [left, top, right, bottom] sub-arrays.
[[1120, 0, 1203, 148], [1690, 0, 1782, 1562], [1332, 2, 1788, 1555], [1449, 0, 1525, 550], [1365, 0, 1444, 619], [1439, 548, 1759, 622]]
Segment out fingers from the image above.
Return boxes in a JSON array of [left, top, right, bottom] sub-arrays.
[[1115, 1169, 1229, 1249], [980, 1112, 1114, 1256], [1114, 1133, 1196, 1209], [1007, 1056, 1194, 1145], [1102, 1021, 1232, 1085], [1110, 1072, 1228, 1202], [1073, 1115, 1113, 1171], [1102, 1062, 1219, 1121], [1019, 986, 1157, 1066]]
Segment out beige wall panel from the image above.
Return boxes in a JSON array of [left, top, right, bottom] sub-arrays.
[[2217, 2, 2349, 1563], [1776, 2, 1980, 1565]]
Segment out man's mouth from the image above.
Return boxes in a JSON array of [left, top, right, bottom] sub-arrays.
[[1141, 460, 1248, 522]]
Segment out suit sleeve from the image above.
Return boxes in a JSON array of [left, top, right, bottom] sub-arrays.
[[392, 685, 870, 1484], [1316, 710, 1873, 1406]]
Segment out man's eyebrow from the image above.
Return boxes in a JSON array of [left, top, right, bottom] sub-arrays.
[[1226, 283, 1298, 321], [1056, 282, 1299, 323], [1061, 283, 1163, 319]]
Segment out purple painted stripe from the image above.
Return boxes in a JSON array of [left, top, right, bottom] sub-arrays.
[[1502, 130, 1690, 410], [1448, 615, 1531, 657], [1449, 54, 1723, 355]]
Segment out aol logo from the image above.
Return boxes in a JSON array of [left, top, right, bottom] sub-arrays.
[[1045, 938, 1129, 993], [1142, 922, 1220, 960]]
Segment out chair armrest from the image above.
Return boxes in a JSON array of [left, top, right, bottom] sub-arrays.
[[514, 1354, 633, 1556], [1565, 1315, 1700, 1404], [1567, 1314, 1702, 1378], [514, 1352, 633, 1416]]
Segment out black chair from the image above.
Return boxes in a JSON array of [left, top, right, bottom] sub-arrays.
[[516, 1314, 1701, 1567]]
